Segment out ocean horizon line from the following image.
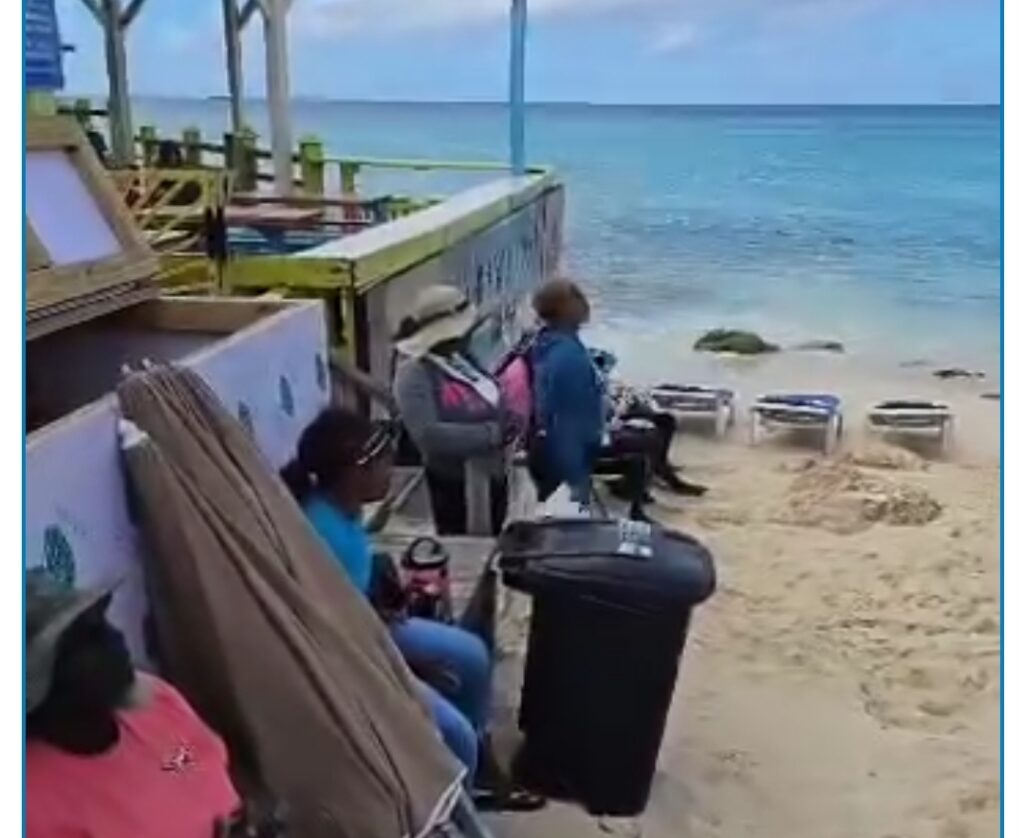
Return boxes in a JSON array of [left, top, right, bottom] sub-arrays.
[[67, 94, 1001, 111]]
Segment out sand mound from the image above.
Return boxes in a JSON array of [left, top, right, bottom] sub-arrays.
[[773, 460, 943, 533], [845, 443, 928, 472], [860, 483, 944, 526]]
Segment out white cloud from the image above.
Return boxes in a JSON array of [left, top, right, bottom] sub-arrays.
[[649, 22, 699, 55]]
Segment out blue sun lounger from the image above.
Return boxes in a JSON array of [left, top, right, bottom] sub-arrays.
[[750, 393, 843, 454], [649, 384, 737, 437], [866, 399, 954, 454]]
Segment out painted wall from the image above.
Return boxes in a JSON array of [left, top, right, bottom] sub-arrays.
[[362, 184, 564, 383], [25, 0, 64, 91], [25, 302, 331, 663]]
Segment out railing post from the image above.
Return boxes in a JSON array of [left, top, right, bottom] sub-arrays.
[[339, 161, 360, 196], [182, 127, 202, 166], [339, 161, 361, 224], [299, 136, 325, 196], [235, 127, 259, 193], [72, 97, 94, 129], [138, 125, 158, 167]]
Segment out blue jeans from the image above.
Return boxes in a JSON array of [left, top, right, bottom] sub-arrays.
[[391, 618, 491, 782]]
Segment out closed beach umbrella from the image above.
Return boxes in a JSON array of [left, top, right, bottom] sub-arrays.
[[117, 365, 462, 838]]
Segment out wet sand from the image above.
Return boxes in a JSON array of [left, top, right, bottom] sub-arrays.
[[488, 362, 1000, 838]]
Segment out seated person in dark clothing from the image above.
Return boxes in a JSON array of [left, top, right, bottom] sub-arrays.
[[592, 426, 656, 513], [592, 349, 708, 498]]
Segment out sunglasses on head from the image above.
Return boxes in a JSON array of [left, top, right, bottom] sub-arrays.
[[356, 420, 398, 466]]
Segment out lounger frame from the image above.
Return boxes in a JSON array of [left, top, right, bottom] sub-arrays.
[[866, 403, 955, 455], [650, 386, 736, 438], [749, 398, 843, 454]]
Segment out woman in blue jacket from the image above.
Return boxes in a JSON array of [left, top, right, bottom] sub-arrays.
[[528, 280, 648, 520]]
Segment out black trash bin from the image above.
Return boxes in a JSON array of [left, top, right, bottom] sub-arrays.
[[498, 518, 715, 816]]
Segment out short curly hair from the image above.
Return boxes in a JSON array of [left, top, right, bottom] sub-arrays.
[[532, 278, 589, 325]]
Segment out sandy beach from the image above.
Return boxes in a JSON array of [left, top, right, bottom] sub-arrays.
[[489, 357, 1000, 838]]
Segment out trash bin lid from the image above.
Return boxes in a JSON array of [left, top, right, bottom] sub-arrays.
[[497, 519, 715, 615]]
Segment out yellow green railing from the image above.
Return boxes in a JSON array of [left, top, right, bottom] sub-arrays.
[[61, 99, 548, 219]]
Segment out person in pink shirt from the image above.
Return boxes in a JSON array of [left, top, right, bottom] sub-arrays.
[[25, 569, 249, 838]]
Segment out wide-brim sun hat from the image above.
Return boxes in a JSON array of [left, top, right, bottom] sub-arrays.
[[25, 568, 120, 713], [394, 285, 479, 358]]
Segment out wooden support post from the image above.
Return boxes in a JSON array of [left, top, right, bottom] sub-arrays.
[[298, 137, 325, 195], [262, 0, 295, 196], [465, 461, 493, 537], [221, 0, 245, 137], [138, 124, 157, 166], [79, 0, 150, 166], [182, 127, 202, 166], [101, 0, 133, 165], [338, 288, 357, 359]]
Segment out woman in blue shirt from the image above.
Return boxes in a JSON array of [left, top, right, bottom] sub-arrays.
[[280, 408, 485, 775], [281, 408, 542, 811], [529, 280, 655, 521]]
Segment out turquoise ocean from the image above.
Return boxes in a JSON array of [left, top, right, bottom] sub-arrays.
[[134, 100, 1001, 376]]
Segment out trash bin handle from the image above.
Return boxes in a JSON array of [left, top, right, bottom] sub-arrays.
[[499, 548, 651, 565]]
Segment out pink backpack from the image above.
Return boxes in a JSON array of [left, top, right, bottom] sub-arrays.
[[494, 335, 536, 441]]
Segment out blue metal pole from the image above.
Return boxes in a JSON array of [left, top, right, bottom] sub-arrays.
[[509, 0, 527, 175]]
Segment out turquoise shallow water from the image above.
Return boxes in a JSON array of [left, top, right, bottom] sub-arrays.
[[134, 100, 1001, 371]]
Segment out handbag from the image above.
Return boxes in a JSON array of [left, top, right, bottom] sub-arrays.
[[400, 537, 454, 623], [367, 551, 408, 621]]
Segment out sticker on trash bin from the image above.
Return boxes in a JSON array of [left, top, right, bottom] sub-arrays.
[[616, 520, 653, 558]]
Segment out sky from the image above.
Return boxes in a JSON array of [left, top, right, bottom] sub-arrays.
[[55, 0, 1001, 104]]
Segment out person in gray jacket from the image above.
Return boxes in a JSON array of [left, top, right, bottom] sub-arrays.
[[392, 285, 513, 536]]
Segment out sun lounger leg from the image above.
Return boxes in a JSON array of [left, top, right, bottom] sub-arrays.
[[939, 417, 954, 457], [824, 414, 841, 455], [715, 402, 730, 438], [749, 412, 763, 446], [590, 479, 610, 518], [451, 790, 495, 838]]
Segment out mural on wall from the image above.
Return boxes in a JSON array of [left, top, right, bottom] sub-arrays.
[[42, 524, 75, 587], [456, 186, 565, 349], [25, 303, 331, 664], [365, 184, 565, 384], [279, 374, 295, 417], [315, 352, 328, 393], [237, 401, 255, 437]]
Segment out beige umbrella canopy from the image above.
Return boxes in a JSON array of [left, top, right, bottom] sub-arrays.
[[117, 365, 462, 838]]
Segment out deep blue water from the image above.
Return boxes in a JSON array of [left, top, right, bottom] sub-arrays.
[[133, 100, 1001, 367]]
